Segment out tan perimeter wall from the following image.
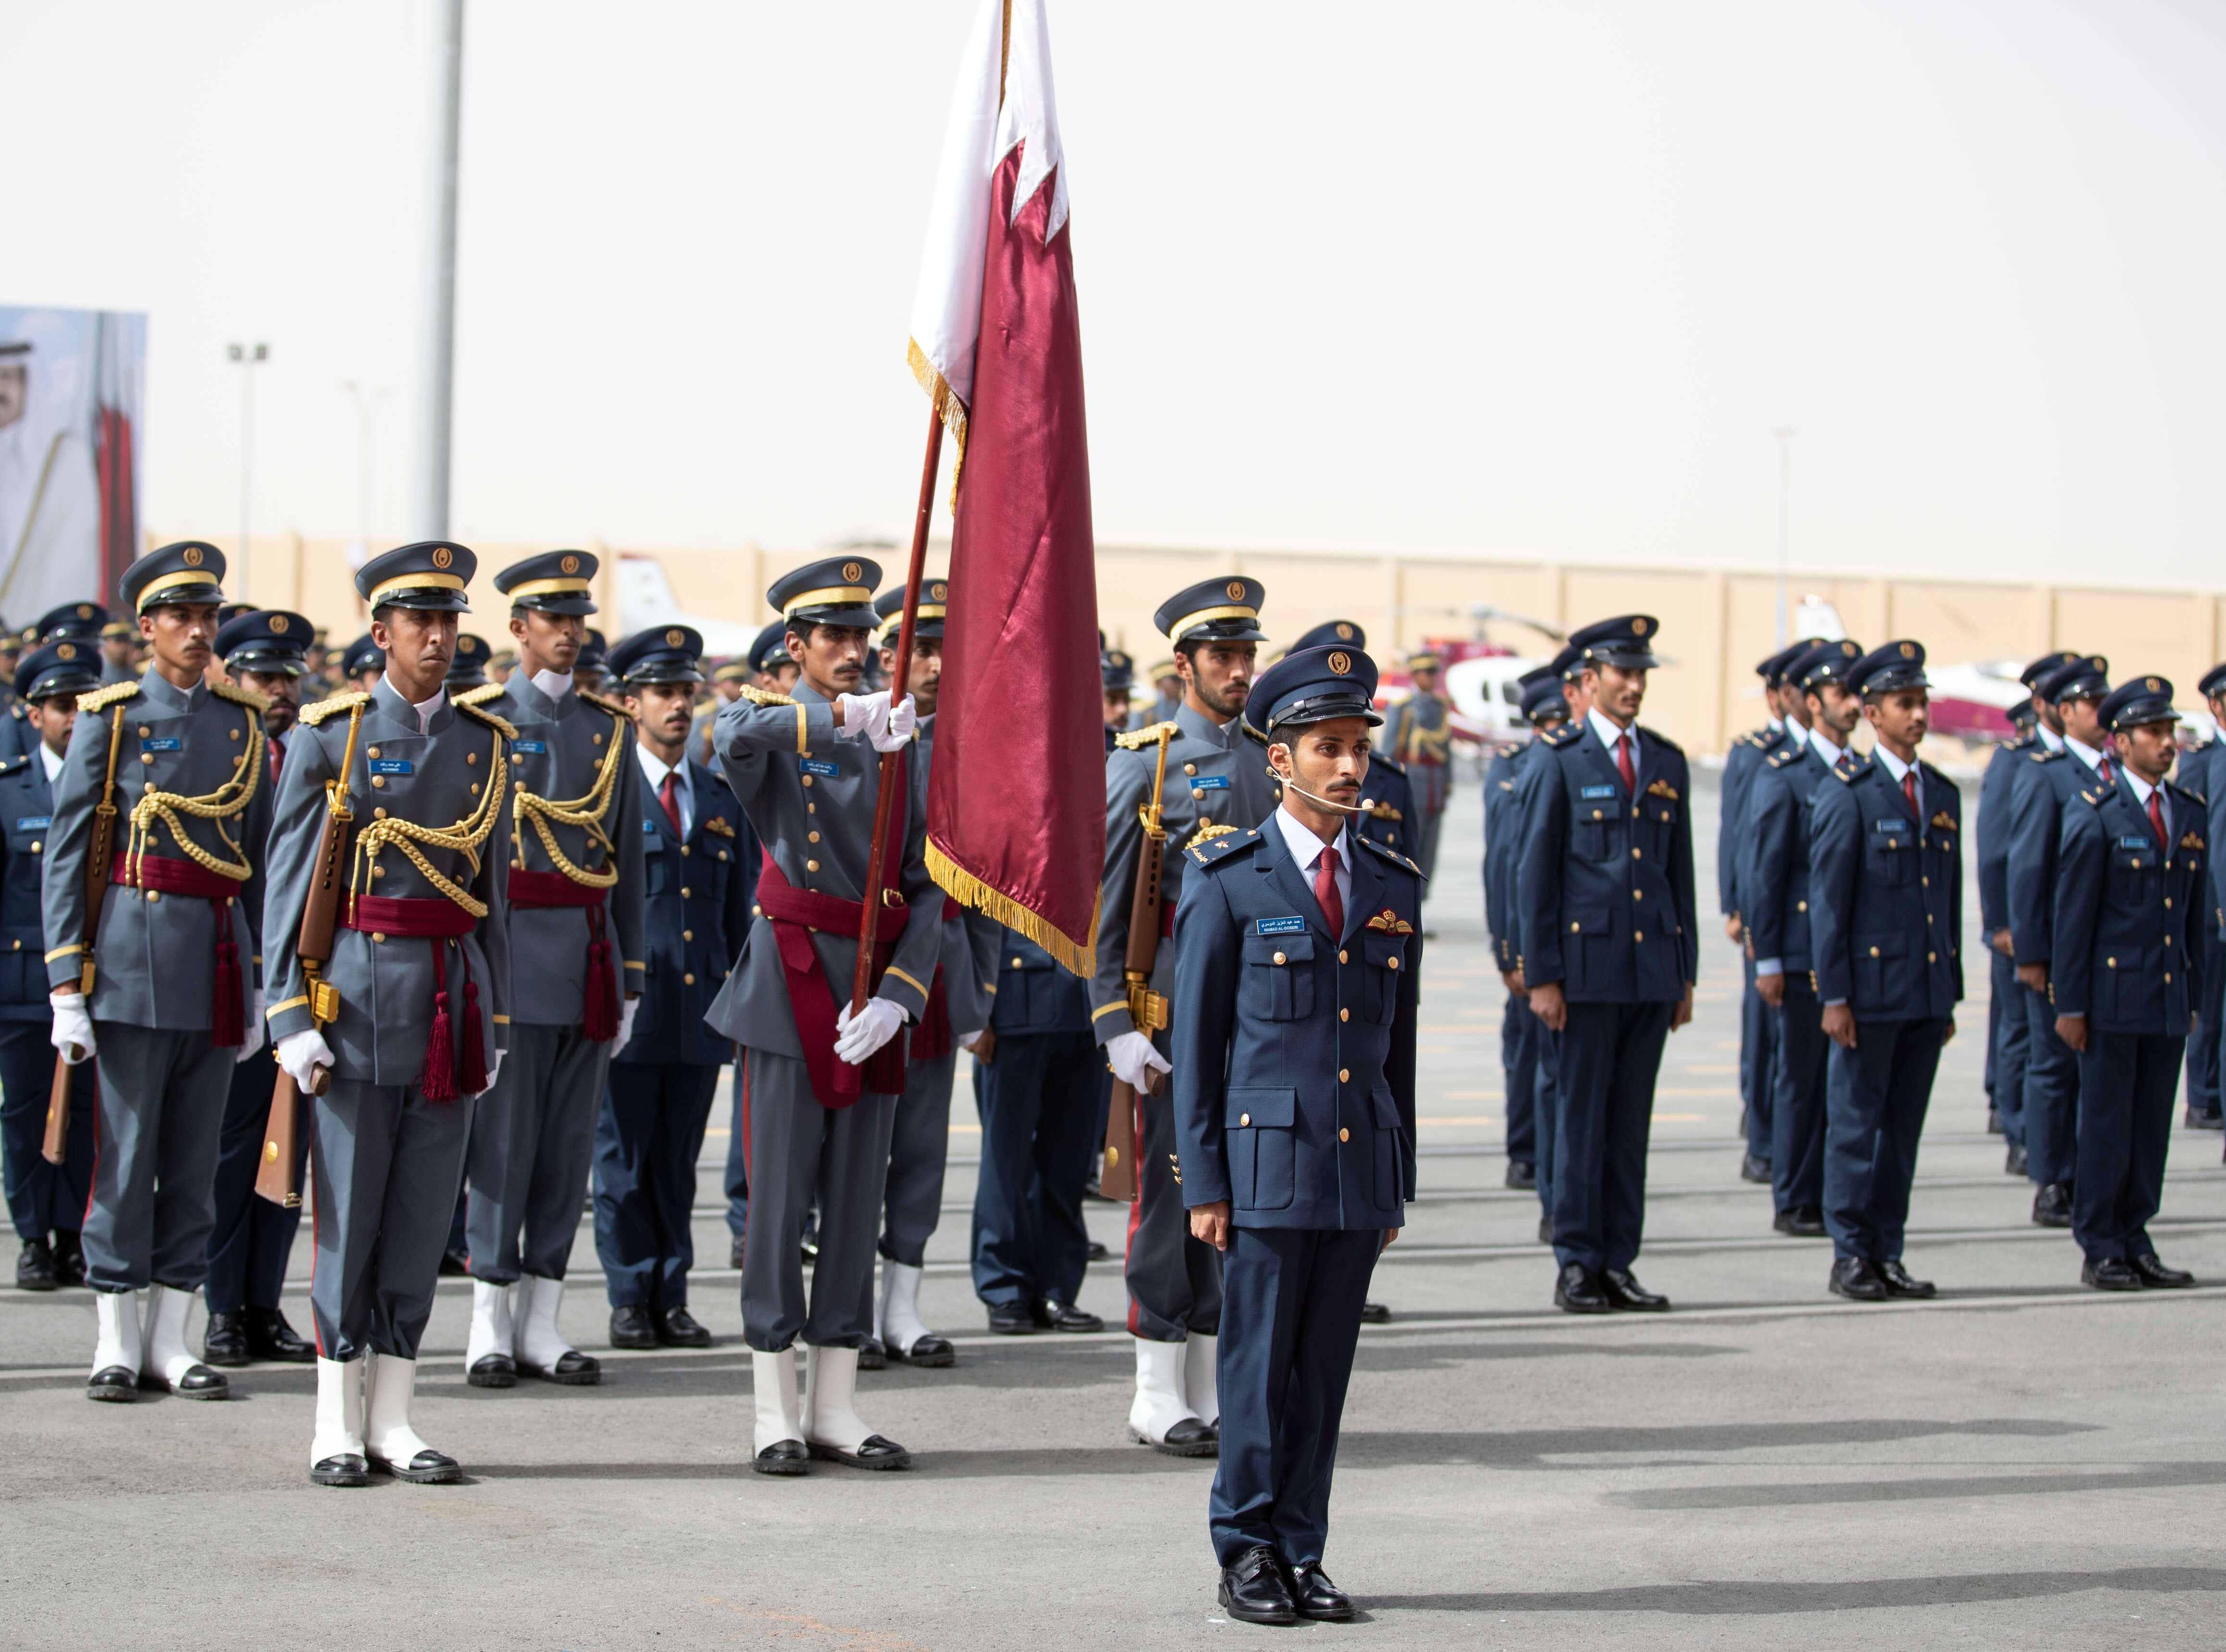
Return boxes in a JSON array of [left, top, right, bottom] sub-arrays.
[[184, 532, 2226, 757]]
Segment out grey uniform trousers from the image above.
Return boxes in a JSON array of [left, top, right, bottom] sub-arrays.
[[309, 1080, 473, 1362], [739, 1048, 896, 1352], [467, 1023, 610, 1282], [877, 1048, 956, 1268], [1124, 1028, 1223, 1342], [82, 1023, 234, 1293]]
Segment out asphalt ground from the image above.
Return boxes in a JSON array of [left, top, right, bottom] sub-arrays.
[[7, 762, 2226, 1649]]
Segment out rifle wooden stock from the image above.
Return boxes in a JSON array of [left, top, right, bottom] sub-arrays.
[[1100, 1078, 1138, 1203], [1099, 732, 1174, 1203], [253, 1065, 325, 1209], [40, 1050, 75, 1165]]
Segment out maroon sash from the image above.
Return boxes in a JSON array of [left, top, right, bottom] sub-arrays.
[[755, 859, 911, 1108], [341, 893, 485, 1101], [111, 852, 245, 1047], [506, 869, 619, 1042]]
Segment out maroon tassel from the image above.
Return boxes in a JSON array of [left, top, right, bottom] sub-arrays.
[[457, 975, 488, 1096], [210, 903, 245, 1047], [421, 943, 458, 1103], [581, 906, 618, 1043]]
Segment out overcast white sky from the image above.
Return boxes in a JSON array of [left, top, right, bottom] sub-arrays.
[[6, 0, 2223, 583]]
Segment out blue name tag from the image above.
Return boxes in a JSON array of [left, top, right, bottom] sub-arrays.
[[1192, 774, 1230, 791], [140, 737, 180, 753], [370, 759, 413, 776], [644, 818, 661, 832], [1580, 784, 1617, 799], [15, 816, 47, 831], [2120, 835, 2152, 850], [511, 740, 547, 754], [1873, 820, 1906, 834], [801, 758, 840, 777], [1255, 916, 1308, 936]]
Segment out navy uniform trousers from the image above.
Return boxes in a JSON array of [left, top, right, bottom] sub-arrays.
[[1500, 991, 1538, 1169], [1550, 1001, 1673, 1273], [2021, 988, 2081, 1188], [1768, 980, 1831, 1216], [1822, 1018, 1947, 1263], [971, 1029, 1098, 1307], [1989, 949, 2029, 1149], [2072, 1032, 2180, 1263], [204, 1043, 309, 1314], [593, 1060, 721, 1309], [1740, 952, 1777, 1163], [0, 1022, 92, 1243], [2192, 927, 2224, 1119]]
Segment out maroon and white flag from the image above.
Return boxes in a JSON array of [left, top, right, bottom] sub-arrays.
[[908, 0, 1101, 975]]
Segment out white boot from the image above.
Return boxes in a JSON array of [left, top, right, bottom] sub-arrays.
[[516, 1274, 600, 1383], [875, 1259, 952, 1365], [465, 1279, 517, 1386], [1183, 1332, 1221, 1430], [751, 1346, 806, 1468], [141, 1283, 226, 1398], [802, 1344, 908, 1467], [88, 1289, 144, 1398], [1128, 1337, 1211, 1454], [308, 1357, 367, 1481], [365, 1351, 460, 1481]]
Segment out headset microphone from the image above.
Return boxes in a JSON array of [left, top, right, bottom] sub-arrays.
[[1274, 770, 1374, 816]]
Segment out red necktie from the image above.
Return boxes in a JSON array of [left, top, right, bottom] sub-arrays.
[[1314, 844, 1344, 938], [1614, 732, 1635, 793], [2149, 789, 2168, 850], [1903, 771, 1918, 818], [2098, 755, 2114, 788], [268, 735, 284, 788], [659, 770, 683, 836]]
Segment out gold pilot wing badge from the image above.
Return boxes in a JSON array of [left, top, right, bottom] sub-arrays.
[[1644, 779, 1680, 801], [1931, 811, 1956, 830], [1365, 908, 1414, 935]]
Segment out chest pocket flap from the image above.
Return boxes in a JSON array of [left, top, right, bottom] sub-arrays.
[[1242, 931, 1315, 1021]]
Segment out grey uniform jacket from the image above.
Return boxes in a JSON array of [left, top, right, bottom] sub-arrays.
[[43, 670, 271, 1030], [1090, 701, 1281, 1044], [468, 675, 646, 1024], [261, 680, 515, 1084], [914, 714, 998, 1041], [702, 682, 943, 1056]]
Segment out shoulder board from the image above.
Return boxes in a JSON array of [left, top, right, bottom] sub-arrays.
[[1372, 750, 1408, 773], [458, 702, 519, 740], [1640, 725, 1682, 755], [1115, 720, 1179, 751], [2008, 732, 2039, 752], [1357, 835, 1425, 879], [0, 755, 29, 775], [451, 682, 504, 709], [212, 680, 271, 712], [2164, 778, 2203, 811], [298, 690, 370, 727], [1540, 722, 1582, 748], [1189, 826, 1264, 868], [1833, 755, 1872, 783], [2030, 747, 2062, 763], [1494, 742, 1522, 760], [579, 689, 631, 718], [736, 684, 795, 708], [1767, 747, 1801, 768], [75, 680, 140, 714]]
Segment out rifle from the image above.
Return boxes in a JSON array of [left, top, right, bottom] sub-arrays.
[[255, 707, 359, 1208], [42, 702, 127, 1165], [1098, 726, 1174, 1202]]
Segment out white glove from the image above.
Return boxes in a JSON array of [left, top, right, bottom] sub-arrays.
[[834, 996, 906, 1065], [236, 990, 267, 1063], [477, 1051, 502, 1098], [836, 691, 891, 744], [1105, 1030, 1171, 1091], [49, 990, 95, 1065], [616, 996, 640, 1049], [275, 1028, 333, 1092], [876, 694, 918, 752]]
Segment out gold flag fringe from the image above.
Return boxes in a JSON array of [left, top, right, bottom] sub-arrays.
[[928, 835, 1098, 979], [907, 337, 970, 510]]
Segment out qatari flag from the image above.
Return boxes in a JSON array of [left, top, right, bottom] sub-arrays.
[[908, 0, 1101, 975]]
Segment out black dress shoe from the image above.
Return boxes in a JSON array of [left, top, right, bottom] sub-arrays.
[[2032, 1183, 2074, 1227], [49, 1232, 85, 1286], [169, 1364, 230, 1399], [1359, 1301, 1391, 1324], [1085, 1240, 1109, 1261], [729, 1236, 747, 1270], [1602, 1269, 1669, 1311], [370, 1446, 463, 1484], [2082, 1256, 2142, 1292], [753, 1439, 810, 1476], [1553, 1263, 1611, 1314], [2005, 1143, 2028, 1176], [1288, 1561, 1356, 1622], [2187, 1108, 2224, 1131], [1878, 1259, 1936, 1298], [202, 1311, 251, 1367], [987, 1301, 1035, 1334], [1217, 1545, 1297, 1626], [15, 1238, 55, 1292], [311, 1453, 370, 1488], [519, 1349, 600, 1385], [857, 1336, 886, 1371], [1504, 1159, 1537, 1191], [1138, 1416, 1218, 1457], [1739, 1152, 1771, 1184], [1771, 1208, 1825, 1238], [438, 1247, 471, 1278], [807, 1434, 912, 1470], [246, 1307, 315, 1363], [2131, 1253, 2196, 1288], [467, 1354, 517, 1389], [609, 1304, 656, 1349], [888, 1331, 956, 1367], [1040, 1299, 1103, 1332], [1829, 1257, 1887, 1301], [658, 1306, 713, 1347], [86, 1366, 139, 1403]]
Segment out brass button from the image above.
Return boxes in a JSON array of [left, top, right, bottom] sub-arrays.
[[1592, 809, 1603, 819], [371, 775, 385, 788], [805, 860, 818, 872], [1338, 949, 1348, 963], [137, 726, 149, 737], [801, 775, 813, 788], [2165, 897, 2173, 908], [2167, 971, 2174, 983], [1192, 788, 1205, 799], [680, 845, 690, 856], [683, 972, 696, 985], [146, 889, 159, 902], [371, 865, 385, 878], [28, 841, 38, 853], [1571, 922, 1581, 932], [1338, 1068, 1349, 1083], [1184, 763, 1197, 776], [1633, 888, 1643, 900], [1869, 946, 1880, 958], [511, 754, 522, 765], [808, 831, 820, 843], [1929, 951, 1936, 963], [367, 746, 380, 758], [140, 752, 152, 765], [1796, 900, 1807, 912], [1927, 913, 1933, 924], [1240, 1112, 1251, 1126], [1339, 1127, 1351, 1143], [1272, 950, 1286, 965], [469, 782, 480, 794], [372, 932, 386, 943], [229, 727, 240, 740], [1922, 876, 1929, 886], [2108, 957, 2116, 967], [1387, 956, 1400, 970], [592, 732, 604, 743], [806, 801, 816, 814], [373, 807, 387, 819], [466, 751, 477, 765], [1634, 930, 1644, 941], [1340, 1007, 1350, 1022], [1012, 957, 1023, 967], [680, 887, 692, 898], [1632, 847, 1642, 859], [683, 929, 693, 942]]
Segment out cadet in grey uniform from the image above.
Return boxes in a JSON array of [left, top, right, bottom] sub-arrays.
[[266, 540, 515, 1487], [1096, 577, 1280, 1454], [1384, 652, 1453, 882], [459, 552, 645, 1390], [704, 555, 943, 1475], [46, 546, 271, 1404]]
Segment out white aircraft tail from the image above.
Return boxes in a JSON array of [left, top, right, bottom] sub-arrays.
[[615, 556, 759, 657]]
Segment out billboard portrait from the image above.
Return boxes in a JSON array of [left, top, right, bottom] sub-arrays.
[[0, 306, 146, 631]]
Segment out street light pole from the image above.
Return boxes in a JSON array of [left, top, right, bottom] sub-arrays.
[[410, 0, 465, 539], [1771, 425, 1797, 647], [228, 342, 269, 601]]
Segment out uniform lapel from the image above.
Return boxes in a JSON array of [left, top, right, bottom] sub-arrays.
[[1341, 839, 1386, 945], [1572, 724, 1624, 803], [642, 763, 680, 849], [1258, 819, 1338, 945]]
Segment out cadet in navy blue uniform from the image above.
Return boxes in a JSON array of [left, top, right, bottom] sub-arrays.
[[0, 642, 98, 1291], [2176, 662, 2226, 1131], [1517, 616, 1696, 1314], [593, 626, 752, 1349], [1485, 665, 1566, 1194], [2050, 677, 2202, 1291], [1806, 641, 1959, 1302], [1977, 677, 2046, 1170], [1173, 645, 1420, 1627], [1740, 639, 1865, 1239], [2007, 653, 2113, 1227]]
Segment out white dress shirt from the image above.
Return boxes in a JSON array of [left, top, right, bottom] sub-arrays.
[[2124, 768, 2172, 838], [1272, 806, 1352, 920], [1587, 707, 1640, 791], [1871, 741, 1923, 813], [2064, 734, 2109, 776], [532, 667, 575, 702], [390, 677, 448, 735], [38, 741, 62, 786], [2036, 724, 2066, 754], [635, 743, 693, 838]]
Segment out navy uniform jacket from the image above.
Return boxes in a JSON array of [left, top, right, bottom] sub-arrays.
[[0, 703, 34, 764], [1735, 737, 1835, 977], [1718, 724, 1791, 920], [1807, 754, 1962, 1019], [1483, 741, 1529, 972], [0, 752, 56, 1021], [2175, 740, 2218, 815], [2007, 747, 2097, 971], [983, 925, 1090, 1036], [1975, 732, 2038, 941], [1515, 720, 1698, 1002], [1355, 752, 1414, 859], [616, 758, 752, 1067], [2051, 775, 2204, 1033], [1171, 823, 1421, 1230]]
